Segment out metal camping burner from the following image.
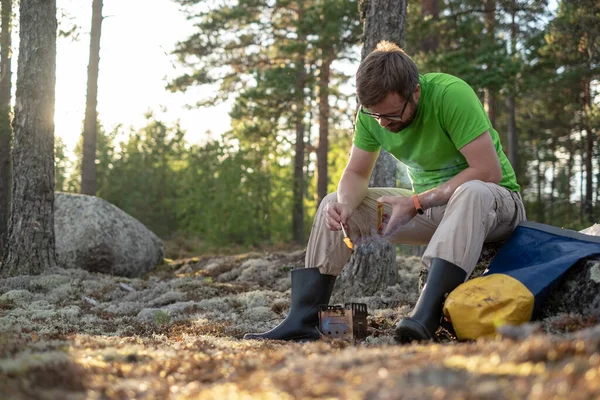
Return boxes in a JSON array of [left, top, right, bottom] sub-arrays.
[[319, 303, 368, 341]]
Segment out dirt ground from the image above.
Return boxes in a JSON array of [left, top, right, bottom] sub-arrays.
[[1, 250, 599, 399]]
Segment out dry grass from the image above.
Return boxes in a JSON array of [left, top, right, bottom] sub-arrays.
[[1, 250, 599, 399]]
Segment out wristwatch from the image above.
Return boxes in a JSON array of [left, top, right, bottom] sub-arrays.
[[412, 194, 424, 215]]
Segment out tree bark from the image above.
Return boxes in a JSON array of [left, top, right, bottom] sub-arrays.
[[292, 41, 307, 245], [0, 0, 12, 258], [535, 146, 544, 222], [420, 0, 438, 53], [484, 90, 496, 128], [582, 79, 594, 224], [336, 0, 406, 301], [483, 0, 496, 127], [580, 131, 585, 224], [0, 0, 57, 276], [81, 0, 103, 195], [566, 146, 573, 222], [507, 95, 518, 175], [359, 0, 407, 61], [317, 53, 333, 206], [550, 158, 555, 222], [506, 4, 518, 176]]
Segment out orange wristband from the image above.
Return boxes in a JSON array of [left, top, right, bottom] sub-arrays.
[[412, 194, 424, 215]]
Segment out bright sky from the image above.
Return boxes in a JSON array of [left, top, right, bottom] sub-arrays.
[[53, 0, 232, 152]]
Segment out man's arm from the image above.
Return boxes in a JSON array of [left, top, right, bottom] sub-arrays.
[[337, 145, 379, 210], [417, 130, 502, 210]]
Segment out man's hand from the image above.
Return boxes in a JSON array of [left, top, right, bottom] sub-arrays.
[[377, 195, 417, 236], [324, 202, 354, 231]]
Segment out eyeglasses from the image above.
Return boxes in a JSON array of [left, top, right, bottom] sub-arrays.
[[360, 92, 412, 122]]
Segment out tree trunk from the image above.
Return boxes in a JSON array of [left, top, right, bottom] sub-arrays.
[[420, 0, 438, 53], [483, 0, 496, 127], [0, 0, 12, 258], [0, 0, 57, 276], [336, 0, 406, 301], [536, 146, 544, 223], [81, 0, 103, 195], [596, 137, 600, 206], [582, 79, 594, 224], [316, 52, 333, 205], [359, 0, 407, 61], [580, 131, 585, 224], [507, 95, 518, 175], [550, 158, 555, 222], [292, 44, 307, 245], [485, 90, 496, 128], [566, 146, 574, 222], [506, 5, 518, 176]]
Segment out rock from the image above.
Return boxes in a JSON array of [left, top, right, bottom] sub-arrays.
[[54, 193, 164, 277], [569, 323, 600, 342], [496, 322, 543, 341], [541, 257, 600, 320], [83, 296, 98, 306], [119, 283, 136, 292]]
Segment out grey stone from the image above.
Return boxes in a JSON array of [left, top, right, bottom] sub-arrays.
[[542, 257, 600, 319], [54, 193, 164, 277]]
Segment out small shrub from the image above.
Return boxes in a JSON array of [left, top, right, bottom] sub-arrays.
[[280, 265, 292, 273], [153, 310, 171, 326]]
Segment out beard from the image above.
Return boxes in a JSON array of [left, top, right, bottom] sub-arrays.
[[385, 120, 412, 133], [384, 101, 418, 133]]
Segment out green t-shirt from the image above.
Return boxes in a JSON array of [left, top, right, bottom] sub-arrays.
[[354, 73, 520, 193]]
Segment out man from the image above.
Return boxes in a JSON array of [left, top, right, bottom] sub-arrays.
[[244, 41, 526, 343]]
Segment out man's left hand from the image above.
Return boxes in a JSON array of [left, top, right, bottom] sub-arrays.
[[377, 195, 418, 237]]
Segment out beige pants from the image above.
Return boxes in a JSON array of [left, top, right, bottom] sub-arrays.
[[306, 180, 527, 277]]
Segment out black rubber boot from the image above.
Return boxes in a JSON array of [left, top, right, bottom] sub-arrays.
[[394, 257, 466, 344], [243, 268, 336, 341]]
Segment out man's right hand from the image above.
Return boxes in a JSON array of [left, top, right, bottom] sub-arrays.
[[324, 202, 354, 231]]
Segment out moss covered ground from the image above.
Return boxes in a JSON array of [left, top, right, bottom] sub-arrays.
[[1, 250, 599, 399]]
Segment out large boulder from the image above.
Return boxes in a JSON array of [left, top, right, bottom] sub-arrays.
[[54, 193, 164, 277], [542, 257, 600, 319]]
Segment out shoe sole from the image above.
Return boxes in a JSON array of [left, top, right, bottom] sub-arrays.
[[394, 318, 432, 344]]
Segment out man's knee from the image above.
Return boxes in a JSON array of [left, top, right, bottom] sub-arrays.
[[450, 180, 495, 206]]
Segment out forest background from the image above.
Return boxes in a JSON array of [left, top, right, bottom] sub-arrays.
[[3, 0, 600, 257]]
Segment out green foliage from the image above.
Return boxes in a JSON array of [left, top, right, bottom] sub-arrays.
[[98, 115, 185, 238], [168, 0, 361, 244], [174, 139, 277, 245], [153, 310, 171, 326], [405, 0, 599, 230], [56, 0, 600, 252]]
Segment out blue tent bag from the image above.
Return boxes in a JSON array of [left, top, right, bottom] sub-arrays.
[[444, 221, 600, 340], [484, 221, 600, 318]]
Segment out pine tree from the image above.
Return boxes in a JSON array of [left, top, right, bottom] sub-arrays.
[[1, 0, 57, 276], [0, 0, 12, 258], [335, 0, 408, 300], [81, 0, 104, 195]]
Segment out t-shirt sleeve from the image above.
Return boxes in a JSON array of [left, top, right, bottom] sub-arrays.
[[440, 81, 492, 149], [353, 112, 382, 152]]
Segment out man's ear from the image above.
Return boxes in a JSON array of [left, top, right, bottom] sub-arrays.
[[414, 84, 421, 102]]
